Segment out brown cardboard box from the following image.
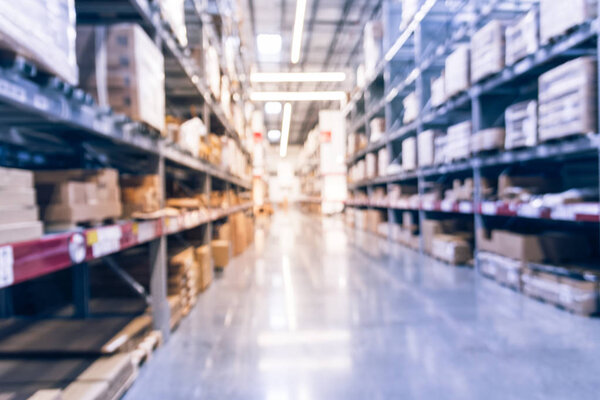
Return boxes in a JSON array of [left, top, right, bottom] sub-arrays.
[[211, 240, 230, 268], [0, 188, 37, 208], [230, 213, 247, 256], [558, 276, 599, 315], [418, 130, 441, 167], [366, 210, 384, 234], [522, 267, 561, 305], [471, 128, 505, 154], [0, 222, 44, 245], [432, 234, 472, 265], [217, 223, 231, 241], [195, 245, 212, 290], [495, 231, 545, 263], [0, 167, 34, 187], [506, 10, 538, 66], [497, 174, 556, 199], [120, 175, 161, 217]]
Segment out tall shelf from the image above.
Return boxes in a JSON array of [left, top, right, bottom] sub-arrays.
[[345, 0, 600, 304], [0, 0, 254, 340]]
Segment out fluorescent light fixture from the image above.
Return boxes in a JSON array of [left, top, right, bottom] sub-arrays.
[[251, 91, 347, 102], [267, 129, 281, 141], [280, 103, 292, 157], [291, 0, 308, 63], [265, 102, 282, 114], [251, 72, 347, 83], [257, 34, 282, 55]]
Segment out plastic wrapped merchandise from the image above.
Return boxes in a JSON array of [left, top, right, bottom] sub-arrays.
[[447, 121, 472, 162], [402, 137, 417, 171], [77, 24, 166, 133], [159, 0, 187, 46], [363, 20, 383, 78], [505, 100, 538, 149], [505, 10, 539, 66], [369, 118, 385, 142], [445, 44, 470, 98], [377, 148, 389, 177], [401, 0, 420, 30], [430, 73, 445, 108], [538, 57, 598, 142], [403, 92, 419, 124], [540, 0, 597, 44], [418, 130, 442, 167], [366, 152, 378, 178], [471, 20, 505, 83], [0, 0, 78, 85], [178, 117, 206, 157], [206, 46, 221, 100]]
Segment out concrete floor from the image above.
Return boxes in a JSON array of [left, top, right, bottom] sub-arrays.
[[124, 211, 600, 400]]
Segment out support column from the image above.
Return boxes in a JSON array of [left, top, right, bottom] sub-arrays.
[[72, 263, 90, 318]]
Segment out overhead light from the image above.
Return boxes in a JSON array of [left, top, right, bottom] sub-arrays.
[[267, 129, 281, 141], [280, 103, 292, 157], [251, 72, 347, 83], [257, 34, 282, 55], [251, 91, 347, 102], [264, 102, 282, 115], [291, 0, 308, 63], [385, 0, 436, 61]]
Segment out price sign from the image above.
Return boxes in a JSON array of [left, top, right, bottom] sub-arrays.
[[0, 246, 14, 288], [136, 221, 156, 243], [90, 226, 122, 258]]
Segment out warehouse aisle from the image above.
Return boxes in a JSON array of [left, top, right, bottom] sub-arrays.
[[124, 211, 600, 400]]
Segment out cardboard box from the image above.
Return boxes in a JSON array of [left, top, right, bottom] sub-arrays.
[[366, 210, 384, 234], [522, 267, 561, 305], [195, 245, 212, 290], [445, 44, 470, 98], [377, 222, 389, 238], [478, 251, 523, 290], [230, 213, 247, 256], [402, 137, 417, 171], [0, 167, 34, 188], [120, 174, 161, 217], [211, 240, 230, 268], [506, 10, 539, 65], [366, 152, 378, 178], [558, 276, 599, 315], [540, 0, 597, 44], [432, 234, 472, 265], [418, 130, 438, 167], [77, 24, 165, 132], [538, 57, 597, 141], [471, 128, 505, 154], [505, 100, 538, 149], [471, 20, 505, 83], [0, 221, 44, 245], [433, 134, 448, 165], [176, 117, 206, 157], [0, 1, 78, 85], [369, 118, 385, 143]]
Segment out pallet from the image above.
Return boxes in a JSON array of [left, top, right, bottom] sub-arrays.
[[45, 217, 119, 232]]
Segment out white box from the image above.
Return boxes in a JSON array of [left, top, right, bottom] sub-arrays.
[[402, 137, 417, 171], [445, 44, 470, 98], [540, 0, 597, 44], [366, 153, 378, 178], [378, 148, 390, 177], [471, 20, 505, 83], [370, 118, 386, 142], [403, 92, 419, 124], [431, 74, 445, 107], [418, 130, 441, 167], [434, 134, 448, 165], [447, 121, 471, 161], [506, 10, 539, 66]]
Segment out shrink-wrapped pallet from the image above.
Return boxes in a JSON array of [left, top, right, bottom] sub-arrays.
[[505, 100, 538, 149], [471, 20, 505, 83], [77, 24, 165, 132], [471, 128, 505, 154], [538, 57, 597, 141], [540, 0, 597, 44], [0, 0, 78, 85], [445, 44, 470, 98], [505, 10, 539, 65]]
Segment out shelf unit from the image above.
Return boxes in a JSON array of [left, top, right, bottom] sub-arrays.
[[344, 0, 600, 270], [0, 0, 254, 339]]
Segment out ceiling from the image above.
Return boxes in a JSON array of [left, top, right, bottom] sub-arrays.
[[239, 0, 383, 145]]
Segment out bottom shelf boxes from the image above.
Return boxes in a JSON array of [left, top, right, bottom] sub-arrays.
[[478, 251, 523, 290]]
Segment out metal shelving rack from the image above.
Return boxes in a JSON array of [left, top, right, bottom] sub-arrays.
[[344, 0, 600, 267], [0, 0, 254, 339]]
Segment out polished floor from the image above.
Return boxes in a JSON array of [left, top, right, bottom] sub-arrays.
[[124, 211, 600, 400]]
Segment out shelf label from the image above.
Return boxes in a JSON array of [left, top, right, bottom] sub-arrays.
[[459, 202, 473, 214], [441, 200, 454, 212], [0, 246, 14, 288], [136, 221, 156, 243], [517, 205, 542, 218], [90, 226, 122, 258], [481, 202, 497, 215], [0, 79, 26, 103]]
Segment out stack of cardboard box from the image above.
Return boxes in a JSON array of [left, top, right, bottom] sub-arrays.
[[505, 100, 538, 149], [169, 247, 200, 315], [445, 44, 470, 98], [120, 175, 162, 218], [446, 121, 472, 162], [77, 24, 165, 133], [540, 0, 597, 44], [195, 245, 212, 291], [422, 219, 473, 264], [211, 240, 230, 268], [35, 169, 122, 227], [471, 20, 506, 83], [0, 167, 44, 245], [505, 10, 538, 65], [471, 128, 505, 154]]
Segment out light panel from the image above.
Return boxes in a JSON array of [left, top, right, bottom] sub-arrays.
[[291, 0, 308, 63], [251, 72, 347, 83], [251, 91, 347, 102], [267, 129, 281, 142], [280, 103, 292, 157], [264, 102, 282, 114], [257, 34, 282, 56]]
